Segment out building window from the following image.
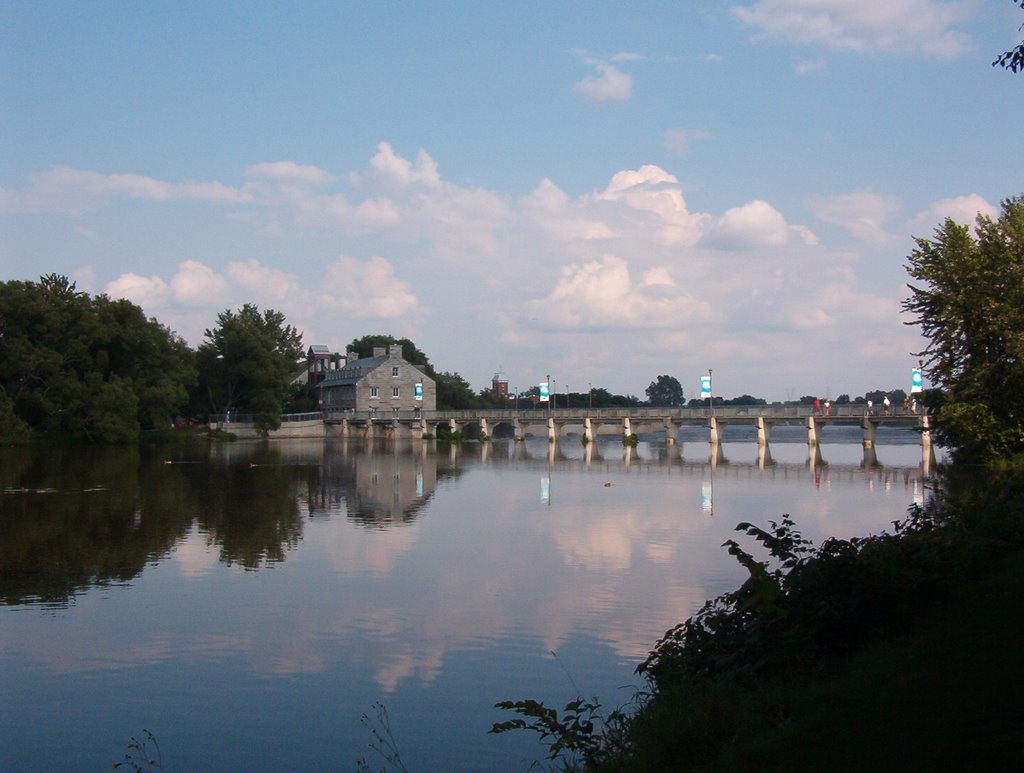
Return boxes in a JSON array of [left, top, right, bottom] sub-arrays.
[[370, 387, 378, 398], [392, 366, 400, 377], [392, 386, 400, 398]]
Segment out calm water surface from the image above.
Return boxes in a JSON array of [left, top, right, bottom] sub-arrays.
[[0, 429, 940, 771]]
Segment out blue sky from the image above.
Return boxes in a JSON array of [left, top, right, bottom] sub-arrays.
[[2, 1, 1022, 400]]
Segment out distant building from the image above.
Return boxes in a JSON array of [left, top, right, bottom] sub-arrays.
[[492, 372, 508, 398], [307, 345, 333, 388], [317, 344, 436, 413]]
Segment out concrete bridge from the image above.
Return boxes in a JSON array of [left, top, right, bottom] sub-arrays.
[[317, 404, 931, 449]]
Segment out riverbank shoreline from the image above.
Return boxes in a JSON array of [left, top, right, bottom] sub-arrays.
[[499, 464, 1024, 771]]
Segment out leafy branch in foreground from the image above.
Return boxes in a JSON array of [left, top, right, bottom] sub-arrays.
[[993, 0, 1024, 72], [490, 696, 631, 770]]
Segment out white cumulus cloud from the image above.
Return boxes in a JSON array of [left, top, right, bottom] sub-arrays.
[[573, 56, 633, 102], [105, 273, 171, 309], [734, 0, 976, 59], [908, 193, 997, 233], [527, 255, 714, 330], [320, 256, 421, 319], [171, 260, 232, 307], [369, 142, 441, 188], [809, 191, 903, 245], [705, 199, 815, 248]]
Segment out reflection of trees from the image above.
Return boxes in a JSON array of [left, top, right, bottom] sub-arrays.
[[191, 444, 307, 569], [0, 446, 197, 606]]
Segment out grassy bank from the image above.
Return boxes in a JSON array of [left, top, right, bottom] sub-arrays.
[[609, 547, 1024, 771]]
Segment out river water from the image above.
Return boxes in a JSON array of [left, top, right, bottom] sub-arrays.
[[0, 428, 939, 771]]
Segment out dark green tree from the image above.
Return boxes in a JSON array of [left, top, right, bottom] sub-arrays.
[[196, 304, 303, 434], [645, 375, 684, 407], [903, 195, 1024, 461], [0, 389, 32, 444], [0, 275, 195, 442], [435, 371, 477, 409]]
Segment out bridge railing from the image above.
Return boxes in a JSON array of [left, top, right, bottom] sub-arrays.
[[427, 405, 920, 421], [213, 411, 324, 424], [225, 405, 921, 426]]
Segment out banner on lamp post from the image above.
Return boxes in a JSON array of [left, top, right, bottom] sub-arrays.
[[539, 382, 549, 402], [414, 383, 423, 401], [700, 375, 712, 399], [910, 368, 923, 394]]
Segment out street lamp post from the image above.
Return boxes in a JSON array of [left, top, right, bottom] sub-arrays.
[[588, 382, 592, 411], [708, 368, 714, 418]]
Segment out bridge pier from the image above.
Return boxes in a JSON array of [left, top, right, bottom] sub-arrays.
[[807, 417, 825, 447], [584, 417, 593, 443], [479, 418, 489, 440], [664, 418, 676, 444], [709, 417, 728, 444], [548, 417, 556, 442], [756, 417, 773, 446], [622, 417, 632, 440], [862, 418, 877, 448]]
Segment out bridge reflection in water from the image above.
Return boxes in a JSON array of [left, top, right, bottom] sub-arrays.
[[291, 433, 935, 529]]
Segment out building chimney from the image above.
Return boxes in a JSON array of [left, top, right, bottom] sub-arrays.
[[388, 344, 403, 359], [373, 346, 386, 358]]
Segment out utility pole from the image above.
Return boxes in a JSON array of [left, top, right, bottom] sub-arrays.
[[708, 368, 714, 418]]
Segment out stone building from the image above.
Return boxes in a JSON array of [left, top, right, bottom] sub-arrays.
[[317, 344, 436, 413]]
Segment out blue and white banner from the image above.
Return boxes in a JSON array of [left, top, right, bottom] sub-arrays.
[[700, 375, 712, 399], [539, 382, 549, 402], [414, 382, 423, 400], [910, 368, 923, 394]]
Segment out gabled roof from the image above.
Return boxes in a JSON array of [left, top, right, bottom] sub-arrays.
[[318, 353, 432, 388], [308, 344, 331, 355]]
